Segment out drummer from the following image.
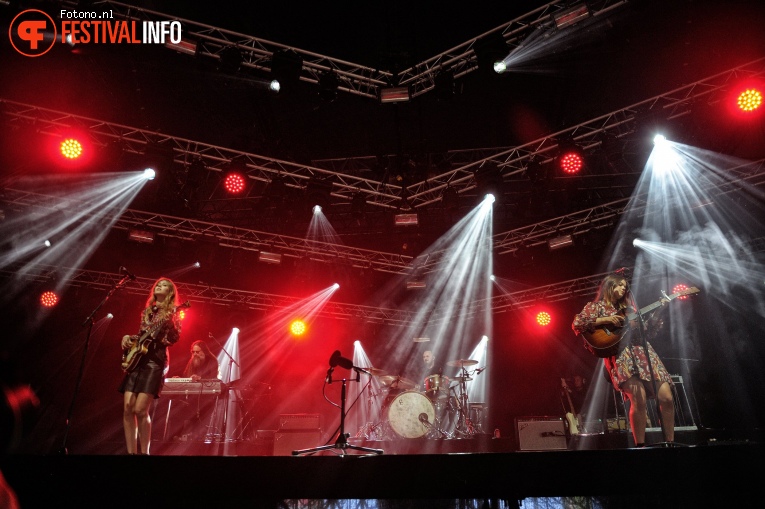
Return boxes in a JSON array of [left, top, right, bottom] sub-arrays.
[[420, 349, 450, 396]]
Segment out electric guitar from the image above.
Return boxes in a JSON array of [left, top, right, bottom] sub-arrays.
[[581, 287, 699, 357], [561, 378, 580, 435], [121, 301, 190, 373]]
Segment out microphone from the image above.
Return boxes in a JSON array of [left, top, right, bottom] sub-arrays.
[[119, 266, 137, 281], [475, 367, 486, 374], [418, 413, 430, 424], [325, 367, 334, 384], [328, 350, 353, 369]]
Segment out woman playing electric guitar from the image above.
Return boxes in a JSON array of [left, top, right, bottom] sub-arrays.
[[571, 273, 676, 448], [118, 277, 183, 455]]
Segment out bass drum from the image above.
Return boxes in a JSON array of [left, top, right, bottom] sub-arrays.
[[383, 390, 435, 438]]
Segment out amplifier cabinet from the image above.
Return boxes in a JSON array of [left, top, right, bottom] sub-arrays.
[[278, 413, 321, 430], [516, 416, 568, 451], [273, 430, 322, 456]]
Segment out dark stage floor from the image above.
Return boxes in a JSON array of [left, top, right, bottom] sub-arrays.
[[2, 429, 763, 509]]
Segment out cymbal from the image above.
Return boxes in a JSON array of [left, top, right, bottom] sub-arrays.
[[446, 359, 478, 367], [451, 376, 473, 383], [378, 375, 416, 390], [367, 368, 389, 377]]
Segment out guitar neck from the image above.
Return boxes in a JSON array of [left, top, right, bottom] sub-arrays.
[[626, 288, 698, 321]]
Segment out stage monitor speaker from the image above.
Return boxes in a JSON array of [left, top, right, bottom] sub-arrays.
[[273, 430, 322, 456], [516, 416, 567, 451]]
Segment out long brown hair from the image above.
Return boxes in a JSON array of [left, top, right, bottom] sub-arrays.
[[142, 277, 180, 321], [594, 274, 629, 311]]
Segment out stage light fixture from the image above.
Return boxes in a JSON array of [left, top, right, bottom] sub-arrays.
[[350, 193, 367, 218], [165, 37, 198, 56], [259, 251, 282, 264], [60, 138, 83, 159], [553, 3, 591, 29], [442, 186, 459, 211], [270, 49, 303, 94], [737, 87, 762, 112], [548, 234, 574, 250], [40, 291, 58, 308], [380, 86, 410, 103], [128, 229, 155, 244], [218, 45, 243, 74], [434, 70, 457, 101], [474, 32, 508, 76], [394, 213, 418, 226], [557, 142, 585, 174], [223, 172, 246, 194], [318, 72, 339, 102], [536, 311, 552, 326], [290, 319, 307, 336]]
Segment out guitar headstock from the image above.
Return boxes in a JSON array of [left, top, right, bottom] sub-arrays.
[[671, 287, 701, 300]]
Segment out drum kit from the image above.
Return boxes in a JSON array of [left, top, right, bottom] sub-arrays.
[[357, 358, 486, 440]]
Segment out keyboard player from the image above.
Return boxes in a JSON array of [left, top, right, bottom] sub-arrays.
[[167, 340, 221, 441]]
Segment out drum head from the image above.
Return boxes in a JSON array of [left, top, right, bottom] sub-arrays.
[[385, 390, 435, 438]]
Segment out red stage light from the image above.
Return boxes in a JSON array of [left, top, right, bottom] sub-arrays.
[[60, 138, 83, 159], [737, 88, 762, 112], [178, 309, 186, 321], [289, 319, 307, 336], [40, 291, 58, 307], [672, 283, 690, 300], [536, 311, 552, 326], [223, 172, 246, 194], [559, 152, 583, 174]]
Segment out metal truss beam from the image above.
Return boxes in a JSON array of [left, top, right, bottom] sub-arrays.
[[3, 58, 763, 219], [399, 0, 628, 98], [62, 0, 392, 100], [58, 1, 626, 101], [0, 188, 415, 275], [0, 264, 419, 325], [398, 58, 765, 209]]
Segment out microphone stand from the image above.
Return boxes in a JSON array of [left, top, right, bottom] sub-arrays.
[[208, 333, 240, 442], [293, 367, 384, 456], [629, 290, 669, 447], [59, 273, 131, 455]]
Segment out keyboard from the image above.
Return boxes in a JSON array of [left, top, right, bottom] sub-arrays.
[[163, 378, 224, 396]]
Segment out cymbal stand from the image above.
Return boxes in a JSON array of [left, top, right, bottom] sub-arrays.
[[453, 366, 475, 437], [293, 369, 384, 456]]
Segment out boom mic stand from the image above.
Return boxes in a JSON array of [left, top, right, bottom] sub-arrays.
[[60, 272, 131, 455], [293, 352, 383, 456], [208, 333, 240, 442]]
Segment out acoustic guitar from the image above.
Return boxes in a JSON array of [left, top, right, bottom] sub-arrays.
[[121, 301, 190, 373], [581, 287, 700, 357], [560, 378, 579, 435]]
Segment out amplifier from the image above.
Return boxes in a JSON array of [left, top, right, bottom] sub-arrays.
[[273, 430, 322, 456], [516, 416, 567, 451], [279, 413, 321, 430]]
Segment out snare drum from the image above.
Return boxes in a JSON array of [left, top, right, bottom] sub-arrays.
[[383, 390, 435, 438], [424, 374, 449, 400]]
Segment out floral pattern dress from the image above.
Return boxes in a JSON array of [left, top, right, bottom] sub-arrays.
[[572, 300, 672, 396]]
